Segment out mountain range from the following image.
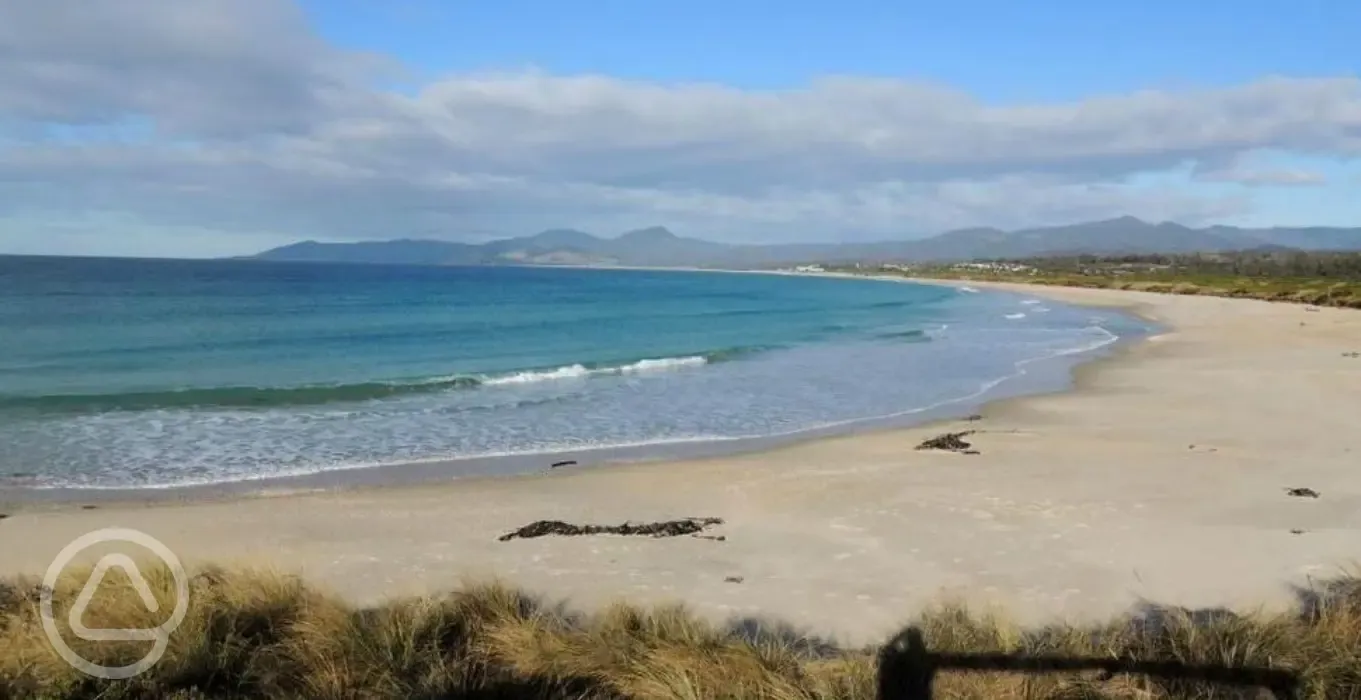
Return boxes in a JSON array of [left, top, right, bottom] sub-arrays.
[[248, 217, 1361, 268]]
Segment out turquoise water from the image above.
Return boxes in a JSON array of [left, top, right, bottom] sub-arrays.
[[0, 256, 1147, 489]]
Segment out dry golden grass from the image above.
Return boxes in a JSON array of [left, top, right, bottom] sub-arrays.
[[2, 564, 1359, 699], [897, 269, 1361, 309]]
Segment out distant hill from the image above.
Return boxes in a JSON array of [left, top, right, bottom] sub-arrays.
[[247, 218, 1361, 268]]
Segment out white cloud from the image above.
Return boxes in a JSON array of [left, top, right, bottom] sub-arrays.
[[1195, 165, 1329, 186], [1, 0, 1359, 254], [0, 0, 392, 138]]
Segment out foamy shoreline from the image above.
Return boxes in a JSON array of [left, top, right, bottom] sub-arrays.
[[3, 284, 1359, 647]]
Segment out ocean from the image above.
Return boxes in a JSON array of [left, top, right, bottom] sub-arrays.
[[0, 256, 1150, 491]]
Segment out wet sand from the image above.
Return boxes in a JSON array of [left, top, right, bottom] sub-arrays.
[[2, 284, 1359, 646]]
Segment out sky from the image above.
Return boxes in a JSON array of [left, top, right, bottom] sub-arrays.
[[1, 0, 1359, 258]]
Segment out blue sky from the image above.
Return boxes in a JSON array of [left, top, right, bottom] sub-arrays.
[[1, 0, 1359, 257], [301, 0, 1359, 98]]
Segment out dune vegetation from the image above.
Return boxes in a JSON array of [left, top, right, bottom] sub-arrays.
[[921, 270, 1361, 309], [2, 564, 1360, 699], [844, 251, 1361, 309]]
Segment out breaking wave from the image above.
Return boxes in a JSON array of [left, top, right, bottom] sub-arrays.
[[0, 346, 770, 414], [872, 329, 931, 341]]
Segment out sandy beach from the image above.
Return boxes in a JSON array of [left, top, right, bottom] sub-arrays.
[[2, 283, 1359, 647]]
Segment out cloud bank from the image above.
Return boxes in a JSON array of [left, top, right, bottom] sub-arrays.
[[2, 0, 1359, 255]]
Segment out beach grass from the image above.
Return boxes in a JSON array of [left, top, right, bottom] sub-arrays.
[[849, 252, 1361, 309], [3, 564, 1360, 699], [918, 270, 1361, 309]]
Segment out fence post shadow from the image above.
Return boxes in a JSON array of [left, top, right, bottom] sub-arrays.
[[874, 625, 1301, 700], [877, 627, 935, 700]]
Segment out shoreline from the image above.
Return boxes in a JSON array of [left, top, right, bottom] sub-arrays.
[[0, 274, 1152, 506], [3, 284, 1358, 647]]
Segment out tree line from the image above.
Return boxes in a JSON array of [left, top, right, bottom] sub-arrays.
[[981, 250, 1361, 279]]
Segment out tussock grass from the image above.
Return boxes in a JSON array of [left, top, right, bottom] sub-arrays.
[[900, 269, 1361, 309], [2, 565, 1359, 698]]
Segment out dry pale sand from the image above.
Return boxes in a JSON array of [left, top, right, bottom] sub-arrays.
[[2, 284, 1360, 646]]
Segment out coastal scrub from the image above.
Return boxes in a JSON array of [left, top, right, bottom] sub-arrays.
[[1, 564, 1359, 699]]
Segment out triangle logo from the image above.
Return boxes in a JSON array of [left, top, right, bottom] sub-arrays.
[[40, 527, 191, 680], [69, 554, 162, 642]]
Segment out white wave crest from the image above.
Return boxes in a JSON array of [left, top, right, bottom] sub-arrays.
[[482, 355, 709, 386], [1004, 312, 1027, 320], [612, 356, 708, 373], [482, 364, 592, 385]]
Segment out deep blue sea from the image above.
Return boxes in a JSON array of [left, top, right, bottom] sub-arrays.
[[0, 256, 1148, 490]]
